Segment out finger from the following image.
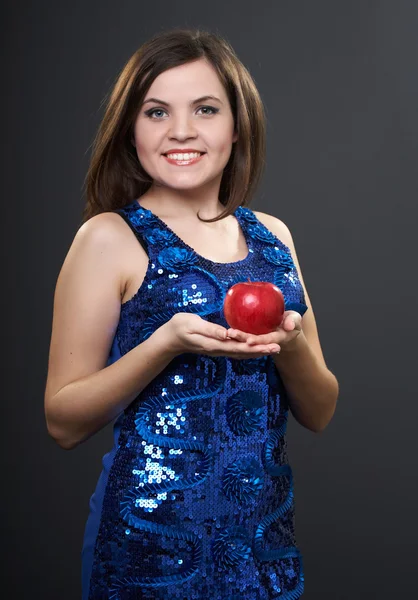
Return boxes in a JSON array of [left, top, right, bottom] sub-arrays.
[[239, 341, 281, 354], [246, 333, 277, 346], [284, 311, 302, 331], [221, 337, 280, 353], [215, 328, 229, 340], [184, 315, 228, 340], [285, 317, 296, 331], [285, 317, 297, 331], [205, 326, 228, 340], [226, 329, 249, 343], [229, 330, 279, 346], [231, 343, 281, 357]]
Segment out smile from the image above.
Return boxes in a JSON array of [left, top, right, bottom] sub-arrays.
[[163, 152, 206, 166]]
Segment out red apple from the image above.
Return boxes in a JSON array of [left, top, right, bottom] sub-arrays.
[[223, 279, 285, 335]]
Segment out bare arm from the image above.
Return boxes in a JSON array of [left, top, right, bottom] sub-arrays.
[[44, 212, 177, 450]]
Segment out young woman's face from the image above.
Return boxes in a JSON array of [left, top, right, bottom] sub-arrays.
[[132, 58, 238, 191]]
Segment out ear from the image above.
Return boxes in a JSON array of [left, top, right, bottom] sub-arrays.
[[232, 130, 238, 143]]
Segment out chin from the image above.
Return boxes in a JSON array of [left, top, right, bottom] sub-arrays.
[[159, 175, 215, 190]]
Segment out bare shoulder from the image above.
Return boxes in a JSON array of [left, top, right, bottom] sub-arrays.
[[67, 213, 126, 276], [76, 211, 131, 248], [75, 211, 146, 300], [253, 210, 329, 370]]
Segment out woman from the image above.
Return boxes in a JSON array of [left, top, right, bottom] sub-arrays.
[[44, 27, 338, 600]]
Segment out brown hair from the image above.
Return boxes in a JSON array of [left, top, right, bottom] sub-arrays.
[[81, 27, 266, 225]]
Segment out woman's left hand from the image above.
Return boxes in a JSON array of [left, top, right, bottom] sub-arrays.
[[226, 310, 303, 353]]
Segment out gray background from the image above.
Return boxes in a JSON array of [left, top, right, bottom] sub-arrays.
[[2, 0, 417, 598]]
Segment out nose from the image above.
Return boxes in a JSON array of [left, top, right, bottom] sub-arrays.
[[168, 112, 198, 141]]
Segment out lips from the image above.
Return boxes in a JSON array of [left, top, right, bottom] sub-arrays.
[[162, 151, 206, 156], [163, 153, 206, 166]]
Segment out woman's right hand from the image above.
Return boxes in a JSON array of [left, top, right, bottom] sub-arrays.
[[162, 313, 281, 360]]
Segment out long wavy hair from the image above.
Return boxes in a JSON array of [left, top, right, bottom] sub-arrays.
[[81, 27, 266, 225]]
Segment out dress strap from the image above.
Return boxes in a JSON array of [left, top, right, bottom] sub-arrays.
[[113, 208, 148, 255]]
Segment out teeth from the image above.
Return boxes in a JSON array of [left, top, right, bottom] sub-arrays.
[[166, 152, 202, 160]]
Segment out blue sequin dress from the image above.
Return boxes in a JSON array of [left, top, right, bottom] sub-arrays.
[[81, 200, 308, 600]]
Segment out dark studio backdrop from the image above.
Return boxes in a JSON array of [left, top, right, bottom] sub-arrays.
[[2, 1, 417, 598]]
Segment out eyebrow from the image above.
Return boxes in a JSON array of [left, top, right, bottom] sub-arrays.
[[142, 95, 224, 107]]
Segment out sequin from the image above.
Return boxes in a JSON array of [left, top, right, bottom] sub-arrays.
[[230, 356, 267, 376], [143, 227, 177, 245], [222, 456, 264, 505], [226, 390, 264, 435], [212, 526, 252, 568], [82, 201, 308, 600], [158, 246, 198, 272], [235, 206, 259, 224], [262, 246, 294, 269], [129, 207, 159, 228], [247, 223, 277, 244]]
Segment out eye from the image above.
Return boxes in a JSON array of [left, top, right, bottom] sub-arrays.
[[144, 108, 167, 119], [196, 106, 219, 116], [144, 105, 219, 119]]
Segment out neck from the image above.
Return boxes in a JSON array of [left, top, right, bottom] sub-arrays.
[[142, 180, 225, 220]]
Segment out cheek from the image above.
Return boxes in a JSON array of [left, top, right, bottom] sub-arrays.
[[134, 126, 150, 153], [212, 122, 236, 151], [133, 117, 159, 148], [135, 132, 160, 168], [133, 133, 158, 176]]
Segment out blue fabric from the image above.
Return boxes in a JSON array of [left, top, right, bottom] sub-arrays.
[[82, 336, 123, 599], [81, 201, 308, 599]]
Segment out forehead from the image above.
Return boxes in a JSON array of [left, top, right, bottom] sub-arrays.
[[146, 59, 226, 98]]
